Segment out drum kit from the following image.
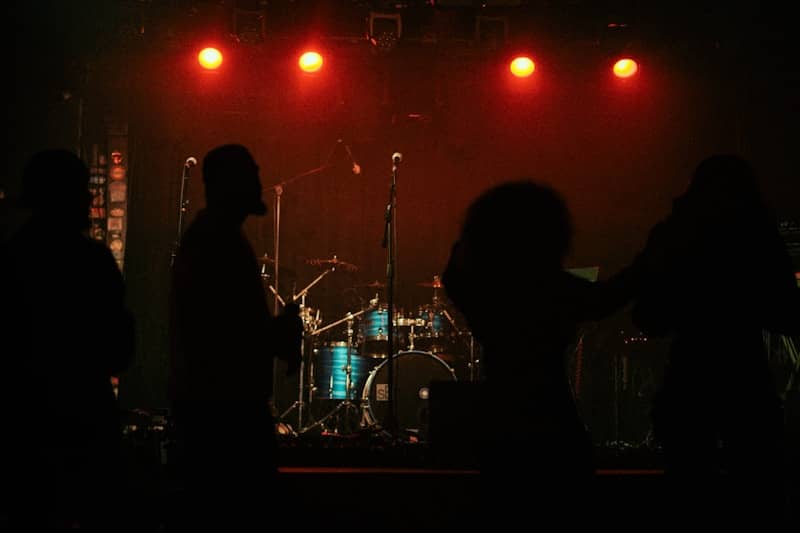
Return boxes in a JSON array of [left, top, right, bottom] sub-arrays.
[[262, 255, 478, 440]]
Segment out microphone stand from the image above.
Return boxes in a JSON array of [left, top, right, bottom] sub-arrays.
[[382, 153, 401, 439], [170, 158, 195, 268]]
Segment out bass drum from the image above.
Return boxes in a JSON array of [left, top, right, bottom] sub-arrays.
[[361, 350, 456, 439]]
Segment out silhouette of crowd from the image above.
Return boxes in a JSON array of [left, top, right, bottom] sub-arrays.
[[2, 147, 797, 529]]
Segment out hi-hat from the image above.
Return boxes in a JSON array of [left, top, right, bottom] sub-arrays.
[[306, 255, 358, 272], [417, 275, 443, 289]]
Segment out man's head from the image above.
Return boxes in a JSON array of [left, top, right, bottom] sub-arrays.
[[202, 144, 267, 217], [20, 149, 91, 229]]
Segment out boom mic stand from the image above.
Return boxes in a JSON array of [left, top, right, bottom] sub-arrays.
[[263, 141, 344, 423], [264, 139, 351, 315]]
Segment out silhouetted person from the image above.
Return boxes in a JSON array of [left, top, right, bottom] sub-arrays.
[[168, 144, 302, 529], [442, 180, 643, 525], [633, 154, 800, 526], [1, 149, 134, 528]]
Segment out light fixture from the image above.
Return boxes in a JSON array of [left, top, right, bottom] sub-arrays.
[[368, 12, 402, 53], [198, 47, 223, 70], [509, 56, 535, 78]]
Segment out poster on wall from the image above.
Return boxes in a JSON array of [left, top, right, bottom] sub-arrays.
[[106, 124, 129, 273]]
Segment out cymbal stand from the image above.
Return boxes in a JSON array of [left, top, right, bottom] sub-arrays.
[[440, 306, 480, 381], [299, 313, 362, 435], [292, 266, 334, 304], [468, 333, 479, 382], [261, 260, 287, 308], [308, 307, 368, 338]]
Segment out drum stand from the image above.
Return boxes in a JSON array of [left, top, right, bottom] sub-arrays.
[[299, 314, 363, 435]]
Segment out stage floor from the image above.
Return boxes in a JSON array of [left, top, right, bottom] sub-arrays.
[[118, 422, 797, 529]]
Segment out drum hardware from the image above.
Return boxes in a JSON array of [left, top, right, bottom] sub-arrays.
[[275, 256, 354, 431], [259, 253, 300, 310], [439, 306, 480, 378], [414, 276, 481, 381], [414, 275, 454, 356], [309, 306, 369, 338]]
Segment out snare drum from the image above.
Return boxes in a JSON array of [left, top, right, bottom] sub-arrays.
[[361, 350, 456, 439], [312, 342, 370, 400]]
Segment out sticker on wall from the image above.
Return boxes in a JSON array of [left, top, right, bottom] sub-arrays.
[[91, 226, 106, 241], [108, 217, 123, 231], [110, 207, 125, 217], [91, 190, 105, 207], [110, 165, 126, 181], [109, 182, 126, 202]]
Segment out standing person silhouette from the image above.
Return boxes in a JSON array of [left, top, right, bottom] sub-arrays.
[[633, 154, 800, 526], [441, 180, 643, 526], [1, 149, 135, 528], [168, 144, 302, 529]]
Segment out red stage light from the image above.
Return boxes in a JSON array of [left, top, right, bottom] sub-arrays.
[[613, 58, 638, 78], [198, 47, 223, 70], [509, 56, 535, 78], [299, 51, 324, 73]]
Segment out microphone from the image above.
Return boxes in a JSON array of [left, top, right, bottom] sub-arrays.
[[184, 156, 198, 168], [392, 152, 403, 164], [339, 140, 361, 175]]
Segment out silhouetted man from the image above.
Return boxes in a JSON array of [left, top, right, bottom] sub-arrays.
[[168, 144, 302, 528], [1, 149, 134, 528]]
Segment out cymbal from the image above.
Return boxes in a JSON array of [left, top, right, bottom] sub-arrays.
[[358, 280, 386, 288], [257, 254, 296, 277], [306, 255, 358, 272]]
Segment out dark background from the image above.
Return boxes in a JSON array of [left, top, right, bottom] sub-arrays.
[[5, 1, 799, 442]]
